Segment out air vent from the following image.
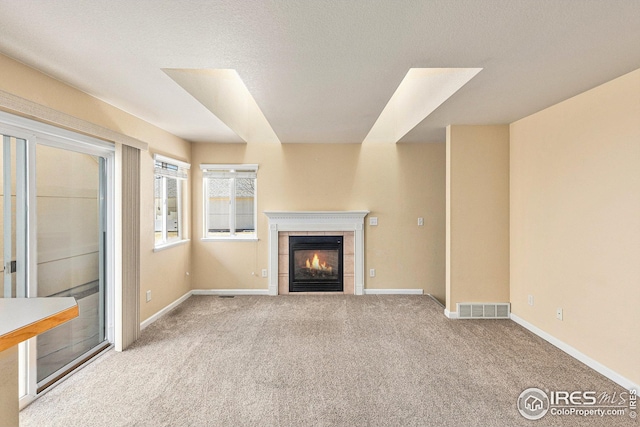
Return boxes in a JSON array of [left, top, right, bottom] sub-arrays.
[[457, 303, 510, 319]]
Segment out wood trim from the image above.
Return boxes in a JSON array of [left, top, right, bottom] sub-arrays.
[[0, 303, 78, 352]]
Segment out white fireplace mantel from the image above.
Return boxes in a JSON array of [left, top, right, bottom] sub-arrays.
[[264, 211, 369, 295]]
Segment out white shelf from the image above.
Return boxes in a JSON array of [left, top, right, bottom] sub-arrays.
[[0, 297, 78, 352]]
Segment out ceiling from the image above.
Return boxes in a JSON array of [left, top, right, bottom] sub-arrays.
[[0, 1, 639, 144]]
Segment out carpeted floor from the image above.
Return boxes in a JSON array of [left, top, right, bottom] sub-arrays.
[[20, 295, 634, 427]]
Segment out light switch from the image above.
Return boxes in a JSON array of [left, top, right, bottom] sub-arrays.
[[369, 217, 378, 226]]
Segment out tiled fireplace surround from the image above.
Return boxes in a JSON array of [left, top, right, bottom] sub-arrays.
[[264, 211, 369, 296]]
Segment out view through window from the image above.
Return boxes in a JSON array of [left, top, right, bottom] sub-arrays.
[[201, 164, 257, 239], [154, 155, 189, 247]]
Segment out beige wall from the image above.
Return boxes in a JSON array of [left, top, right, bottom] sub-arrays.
[[446, 125, 510, 312], [510, 68, 640, 385], [0, 53, 192, 323], [191, 142, 446, 299]]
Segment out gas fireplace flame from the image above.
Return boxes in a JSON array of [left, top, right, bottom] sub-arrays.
[[305, 253, 332, 274]]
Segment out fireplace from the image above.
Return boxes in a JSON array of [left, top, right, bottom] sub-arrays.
[[289, 236, 343, 292], [264, 211, 368, 295]]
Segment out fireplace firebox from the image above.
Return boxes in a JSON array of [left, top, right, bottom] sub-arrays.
[[289, 236, 343, 292]]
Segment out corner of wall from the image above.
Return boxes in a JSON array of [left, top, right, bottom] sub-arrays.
[[445, 125, 510, 312]]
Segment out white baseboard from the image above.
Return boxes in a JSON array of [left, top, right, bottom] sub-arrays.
[[426, 294, 445, 308], [192, 288, 270, 296], [363, 289, 424, 295], [140, 291, 191, 330], [510, 313, 639, 392], [444, 309, 458, 319], [140, 289, 271, 330]]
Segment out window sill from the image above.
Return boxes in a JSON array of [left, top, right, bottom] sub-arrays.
[[153, 239, 190, 252], [201, 236, 259, 242]]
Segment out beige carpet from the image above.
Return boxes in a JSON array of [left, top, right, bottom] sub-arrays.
[[20, 295, 633, 427]]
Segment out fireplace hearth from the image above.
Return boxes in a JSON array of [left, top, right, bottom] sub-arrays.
[[289, 236, 343, 292]]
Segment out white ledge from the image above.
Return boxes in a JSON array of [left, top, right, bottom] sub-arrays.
[[153, 239, 190, 252], [264, 210, 369, 221], [201, 237, 259, 242], [264, 211, 369, 227], [0, 297, 78, 352]]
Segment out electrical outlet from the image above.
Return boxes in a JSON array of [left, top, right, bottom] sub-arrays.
[[556, 307, 563, 320], [527, 295, 534, 306], [146, 290, 152, 302], [369, 217, 378, 226], [418, 217, 424, 226], [261, 269, 268, 278], [369, 268, 376, 277]]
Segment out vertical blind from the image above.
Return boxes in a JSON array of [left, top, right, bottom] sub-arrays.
[[121, 145, 140, 350]]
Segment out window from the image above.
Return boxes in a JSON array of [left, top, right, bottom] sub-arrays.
[[201, 164, 258, 240], [155, 154, 190, 247]]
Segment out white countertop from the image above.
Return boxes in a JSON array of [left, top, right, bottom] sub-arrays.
[[0, 297, 78, 352]]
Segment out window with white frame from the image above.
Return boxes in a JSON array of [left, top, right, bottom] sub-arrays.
[[154, 154, 190, 247], [201, 164, 257, 239]]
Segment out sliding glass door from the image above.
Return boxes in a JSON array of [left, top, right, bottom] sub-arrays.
[[1, 134, 27, 300], [34, 144, 109, 388], [0, 112, 114, 403], [1, 133, 29, 400]]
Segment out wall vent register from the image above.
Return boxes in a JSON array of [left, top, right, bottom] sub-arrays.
[[457, 303, 510, 319]]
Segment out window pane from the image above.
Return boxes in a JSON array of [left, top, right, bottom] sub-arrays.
[[235, 178, 255, 233], [207, 178, 230, 235], [166, 177, 179, 241], [154, 176, 163, 245]]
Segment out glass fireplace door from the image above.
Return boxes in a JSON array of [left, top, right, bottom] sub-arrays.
[[289, 235, 344, 292]]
